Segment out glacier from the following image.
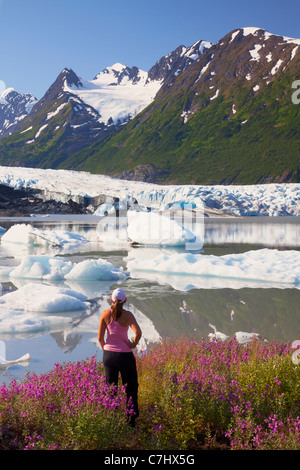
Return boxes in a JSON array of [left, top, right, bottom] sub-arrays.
[[0, 166, 299, 217]]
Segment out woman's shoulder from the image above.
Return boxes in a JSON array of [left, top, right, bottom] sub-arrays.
[[123, 309, 138, 323], [122, 308, 133, 317], [116, 308, 133, 325], [101, 308, 112, 322]]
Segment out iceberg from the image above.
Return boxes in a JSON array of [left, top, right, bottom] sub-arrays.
[[0, 352, 31, 368], [5, 254, 129, 282], [0, 283, 89, 313], [1, 223, 89, 251], [64, 258, 129, 281], [235, 331, 260, 344], [126, 247, 300, 290], [8, 255, 73, 280], [127, 210, 203, 248], [207, 324, 260, 344], [95, 208, 203, 249], [0, 283, 91, 335]]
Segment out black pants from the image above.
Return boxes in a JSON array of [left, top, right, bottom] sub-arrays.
[[103, 350, 139, 422]]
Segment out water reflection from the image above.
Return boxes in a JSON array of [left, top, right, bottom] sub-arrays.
[[204, 217, 300, 248]]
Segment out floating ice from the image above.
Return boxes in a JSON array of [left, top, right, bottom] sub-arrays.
[[127, 210, 202, 248], [235, 331, 260, 344], [0, 283, 89, 313], [0, 283, 91, 335], [8, 255, 73, 280], [6, 254, 129, 282], [207, 325, 259, 344], [65, 258, 129, 281], [126, 247, 300, 290], [95, 209, 203, 249], [208, 323, 229, 342], [1, 223, 89, 250]]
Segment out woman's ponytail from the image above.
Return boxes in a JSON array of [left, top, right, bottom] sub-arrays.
[[111, 299, 123, 321]]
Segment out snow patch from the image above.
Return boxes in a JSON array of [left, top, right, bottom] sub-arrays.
[[230, 31, 240, 43], [271, 59, 283, 75], [46, 103, 67, 120], [35, 124, 48, 139], [196, 60, 212, 81], [242, 27, 261, 36], [210, 89, 219, 100], [20, 126, 33, 134], [249, 44, 262, 61], [266, 52, 272, 62], [291, 45, 299, 61]]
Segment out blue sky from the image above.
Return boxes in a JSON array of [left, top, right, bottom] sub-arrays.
[[0, 0, 299, 98]]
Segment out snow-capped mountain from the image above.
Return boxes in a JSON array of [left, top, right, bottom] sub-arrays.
[[0, 40, 211, 167], [0, 87, 37, 137], [147, 40, 212, 82], [0, 27, 299, 186], [64, 62, 162, 126], [0, 39, 212, 138], [82, 26, 300, 185]]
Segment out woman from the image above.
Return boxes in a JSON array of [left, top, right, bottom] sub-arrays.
[[98, 288, 142, 426]]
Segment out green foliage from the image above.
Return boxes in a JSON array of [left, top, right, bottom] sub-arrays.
[[67, 72, 300, 184]]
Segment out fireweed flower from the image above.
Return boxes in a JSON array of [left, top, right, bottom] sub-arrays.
[[0, 338, 299, 450]]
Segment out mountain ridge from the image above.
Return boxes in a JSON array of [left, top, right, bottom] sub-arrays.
[[0, 26, 299, 185], [0, 88, 37, 138], [74, 27, 300, 184]]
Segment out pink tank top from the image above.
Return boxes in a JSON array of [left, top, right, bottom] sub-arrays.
[[104, 316, 132, 352]]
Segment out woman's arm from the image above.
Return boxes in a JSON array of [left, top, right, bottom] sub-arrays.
[[98, 311, 108, 349], [127, 312, 142, 349]]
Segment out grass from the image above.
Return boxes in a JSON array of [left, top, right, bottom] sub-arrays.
[[0, 336, 299, 450]]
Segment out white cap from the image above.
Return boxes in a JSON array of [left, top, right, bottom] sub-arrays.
[[111, 288, 127, 303]]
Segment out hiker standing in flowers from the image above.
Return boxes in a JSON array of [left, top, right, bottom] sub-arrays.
[[98, 288, 142, 427]]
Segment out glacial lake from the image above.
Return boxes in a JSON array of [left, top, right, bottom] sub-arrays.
[[0, 214, 299, 385]]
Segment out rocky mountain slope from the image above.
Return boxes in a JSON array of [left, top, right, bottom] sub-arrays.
[[72, 27, 300, 184], [0, 40, 211, 169], [0, 27, 299, 185], [0, 88, 37, 138]]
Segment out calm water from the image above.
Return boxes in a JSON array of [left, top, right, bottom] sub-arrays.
[[0, 215, 299, 385]]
